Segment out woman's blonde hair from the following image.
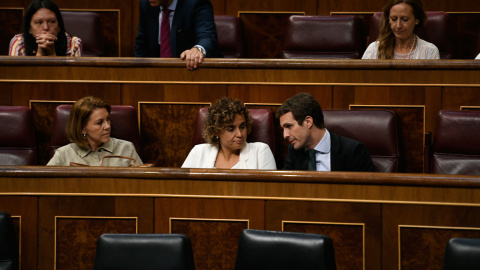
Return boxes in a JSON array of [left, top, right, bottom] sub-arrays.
[[66, 96, 111, 146], [376, 0, 427, 59], [202, 97, 253, 147]]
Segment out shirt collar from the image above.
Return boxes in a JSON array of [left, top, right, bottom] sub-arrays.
[[72, 138, 115, 158], [161, 0, 177, 11], [312, 129, 331, 154]]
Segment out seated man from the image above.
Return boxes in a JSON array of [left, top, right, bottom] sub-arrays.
[[276, 92, 374, 172], [134, 0, 223, 70]]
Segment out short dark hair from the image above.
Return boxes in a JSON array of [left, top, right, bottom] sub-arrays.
[[22, 0, 67, 56], [276, 92, 325, 128]]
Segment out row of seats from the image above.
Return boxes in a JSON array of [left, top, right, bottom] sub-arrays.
[[93, 229, 335, 270], [283, 12, 454, 59], [1, 210, 479, 270], [86, 230, 480, 270], [1, 105, 479, 175], [62, 11, 469, 59]]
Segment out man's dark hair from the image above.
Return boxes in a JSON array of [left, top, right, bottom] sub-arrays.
[[276, 92, 325, 128]]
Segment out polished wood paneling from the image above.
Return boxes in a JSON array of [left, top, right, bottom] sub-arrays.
[[55, 217, 137, 270], [442, 87, 480, 110], [400, 226, 480, 270], [382, 204, 480, 270], [139, 102, 209, 166], [2, 168, 480, 269], [0, 83, 12, 105], [30, 100, 74, 165], [229, 85, 333, 107], [0, 8, 23, 56], [0, 196, 37, 270], [284, 222, 364, 270], [12, 83, 121, 107], [238, 12, 303, 58], [38, 196, 153, 270], [172, 219, 247, 270], [122, 84, 226, 108], [88, 10, 120, 57], [155, 198, 264, 270], [266, 201, 381, 270]]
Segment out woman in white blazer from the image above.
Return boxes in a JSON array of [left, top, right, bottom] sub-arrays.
[[182, 98, 276, 170]]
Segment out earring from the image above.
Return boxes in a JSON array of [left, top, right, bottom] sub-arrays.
[[83, 133, 87, 139], [215, 136, 218, 140]]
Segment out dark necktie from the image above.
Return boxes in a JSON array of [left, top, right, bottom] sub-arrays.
[[307, 149, 317, 171], [160, 8, 172, 57]]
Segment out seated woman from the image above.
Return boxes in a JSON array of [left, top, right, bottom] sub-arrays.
[[9, 0, 82, 56], [182, 98, 276, 169], [47, 97, 143, 166], [362, 0, 439, 59]]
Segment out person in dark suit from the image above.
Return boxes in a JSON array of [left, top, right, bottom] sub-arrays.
[[276, 92, 375, 172], [134, 0, 223, 70]]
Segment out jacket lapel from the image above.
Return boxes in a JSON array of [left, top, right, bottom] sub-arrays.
[[330, 133, 341, 171]]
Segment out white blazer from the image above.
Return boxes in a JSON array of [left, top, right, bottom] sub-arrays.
[[181, 142, 276, 170]]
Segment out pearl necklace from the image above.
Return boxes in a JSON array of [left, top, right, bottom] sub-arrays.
[[407, 35, 417, 59]]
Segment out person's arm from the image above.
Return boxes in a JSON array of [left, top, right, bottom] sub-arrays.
[[9, 34, 25, 56], [181, 145, 201, 168], [180, 0, 220, 70], [134, 0, 150, 57], [130, 146, 143, 165], [257, 143, 277, 170], [69, 36, 82, 57], [350, 143, 375, 172], [47, 148, 66, 166], [282, 145, 296, 170], [362, 42, 377, 59]]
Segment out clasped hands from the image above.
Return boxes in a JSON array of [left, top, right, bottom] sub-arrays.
[[35, 33, 57, 56]]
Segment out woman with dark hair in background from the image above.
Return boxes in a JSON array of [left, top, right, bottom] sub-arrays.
[[362, 0, 439, 59], [9, 0, 82, 56]]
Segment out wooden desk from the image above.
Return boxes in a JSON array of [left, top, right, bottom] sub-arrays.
[[1, 166, 480, 270], [1, 57, 480, 171]]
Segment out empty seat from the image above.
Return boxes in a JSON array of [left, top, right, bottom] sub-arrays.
[[93, 233, 195, 270], [234, 229, 336, 270], [369, 11, 454, 59], [214, 15, 243, 58], [0, 212, 18, 270], [282, 15, 363, 59], [192, 107, 275, 154], [429, 110, 480, 175], [443, 238, 480, 270], [0, 106, 37, 165], [61, 11, 103, 56], [49, 105, 142, 158], [323, 110, 400, 173]]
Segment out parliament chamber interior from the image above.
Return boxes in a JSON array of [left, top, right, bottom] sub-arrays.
[[1, 0, 480, 269]]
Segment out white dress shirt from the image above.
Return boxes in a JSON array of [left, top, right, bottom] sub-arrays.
[[310, 129, 331, 171]]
